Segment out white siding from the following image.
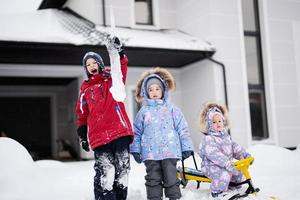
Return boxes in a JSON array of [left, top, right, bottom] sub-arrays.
[[263, 0, 300, 147], [65, 0, 103, 25], [175, 0, 252, 148]]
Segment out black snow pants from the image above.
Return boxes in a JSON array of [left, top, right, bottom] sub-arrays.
[[93, 136, 130, 200], [144, 159, 181, 200]]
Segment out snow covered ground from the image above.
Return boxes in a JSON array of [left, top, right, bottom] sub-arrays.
[[0, 137, 299, 200]]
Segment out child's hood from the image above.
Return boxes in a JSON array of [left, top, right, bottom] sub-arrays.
[[135, 67, 175, 103]]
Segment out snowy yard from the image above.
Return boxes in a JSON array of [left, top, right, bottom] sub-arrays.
[[0, 137, 299, 200]]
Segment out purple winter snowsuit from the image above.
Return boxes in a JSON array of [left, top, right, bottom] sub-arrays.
[[198, 130, 250, 194]]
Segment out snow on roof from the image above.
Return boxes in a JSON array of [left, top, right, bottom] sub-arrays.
[[101, 27, 215, 51], [0, 0, 42, 15], [0, 9, 215, 52]]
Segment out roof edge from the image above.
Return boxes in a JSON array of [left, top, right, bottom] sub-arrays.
[[0, 40, 214, 67]]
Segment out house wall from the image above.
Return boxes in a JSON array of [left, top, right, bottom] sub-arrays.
[[0, 85, 63, 158], [65, 0, 103, 25], [295, 22, 300, 146], [65, 0, 300, 148], [175, 0, 252, 148], [262, 0, 300, 147], [157, 0, 177, 29], [176, 60, 224, 150], [65, 79, 80, 156], [0, 64, 83, 159], [3, 0, 299, 157], [65, 0, 177, 29], [172, 0, 300, 148], [104, 0, 177, 29]]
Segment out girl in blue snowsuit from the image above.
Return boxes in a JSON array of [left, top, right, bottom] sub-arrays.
[[198, 102, 251, 199], [130, 67, 194, 200]]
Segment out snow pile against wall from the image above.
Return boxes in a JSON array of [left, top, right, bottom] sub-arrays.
[[1, 137, 299, 200], [0, 137, 34, 174], [0, 137, 94, 200]]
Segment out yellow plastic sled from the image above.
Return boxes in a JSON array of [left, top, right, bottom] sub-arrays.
[[177, 156, 277, 199]]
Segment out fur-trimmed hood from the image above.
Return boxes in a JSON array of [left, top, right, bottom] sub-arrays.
[[198, 102, 230, 134], [135, 67, 175, 103]]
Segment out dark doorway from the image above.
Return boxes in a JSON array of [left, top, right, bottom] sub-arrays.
[[0, 97, 51, 160]]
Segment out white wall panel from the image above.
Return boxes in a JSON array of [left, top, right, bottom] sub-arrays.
[[274, 84, 300, 105], [270, 42, 296, 63], [269, 20, 293, 41], [276, 106, 300, 127], [209, 14, 241, 38], [65, 0, 102, 25], [278, 127, 300, 147], [210, 38, 243, 60], [209, 0, 239, 15], [267, 0, 300, 21], [273, 63, 297, 83]]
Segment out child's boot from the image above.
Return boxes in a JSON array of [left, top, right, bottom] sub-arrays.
[[211, 190, 239, 200]]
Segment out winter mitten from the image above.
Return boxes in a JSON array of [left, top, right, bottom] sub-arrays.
[[182, 150, 193, 160], [225, 161, 239, 176], [103, 68, 111, 78], [80, 139, 90, 152], [113, 37, 125, 58], [132, 152, 142, 164], [106, 36, 124, 58], [77, 125, 90, 152]]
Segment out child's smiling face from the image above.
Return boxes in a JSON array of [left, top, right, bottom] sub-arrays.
[[148, 84, 163, 100], [212, 113, 224, 132], [86, 58, 99, 75]]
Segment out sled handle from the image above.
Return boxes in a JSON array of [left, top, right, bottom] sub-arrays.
[[191, 152, 201, 189], [192, 152, 199, 170], [181, 152, 201, 189], [234, 157, 254, 180], [181, 159, 187, 187]]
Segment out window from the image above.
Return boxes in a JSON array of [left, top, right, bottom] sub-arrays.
[[134, 0, 153, 25], [242, 0, 269, 139], [131, 0, 159, 29]]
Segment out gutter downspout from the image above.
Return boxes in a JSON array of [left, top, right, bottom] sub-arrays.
[[205, 56, 229, 108], [102, 0, 106, 26]]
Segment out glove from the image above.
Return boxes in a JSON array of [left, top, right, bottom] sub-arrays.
[[77, 125, 90, 152], [132, 152, 142, 164], [231, 168, 240, 176], [225, 162, 240, 176], [80, 139, 90, 152], [106, 36, 125, 58], [103, 68, 111, 78], [182, 151, 193, 160]]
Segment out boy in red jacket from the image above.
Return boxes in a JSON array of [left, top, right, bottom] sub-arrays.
[[76, 37, 133, 200]]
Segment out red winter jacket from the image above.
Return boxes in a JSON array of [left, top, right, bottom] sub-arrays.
[[76, 56, 133, 150]]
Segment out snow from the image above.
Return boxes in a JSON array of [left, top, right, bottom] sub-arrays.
[[0, 8, 215, 51], [0, 137, 298, 200], [107, 44, 126, 102], [0, 0, 42, 15], [0, 10, 88, 45]]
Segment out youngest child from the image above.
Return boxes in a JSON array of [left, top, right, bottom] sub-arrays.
[[198, 102, 251, 200]]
